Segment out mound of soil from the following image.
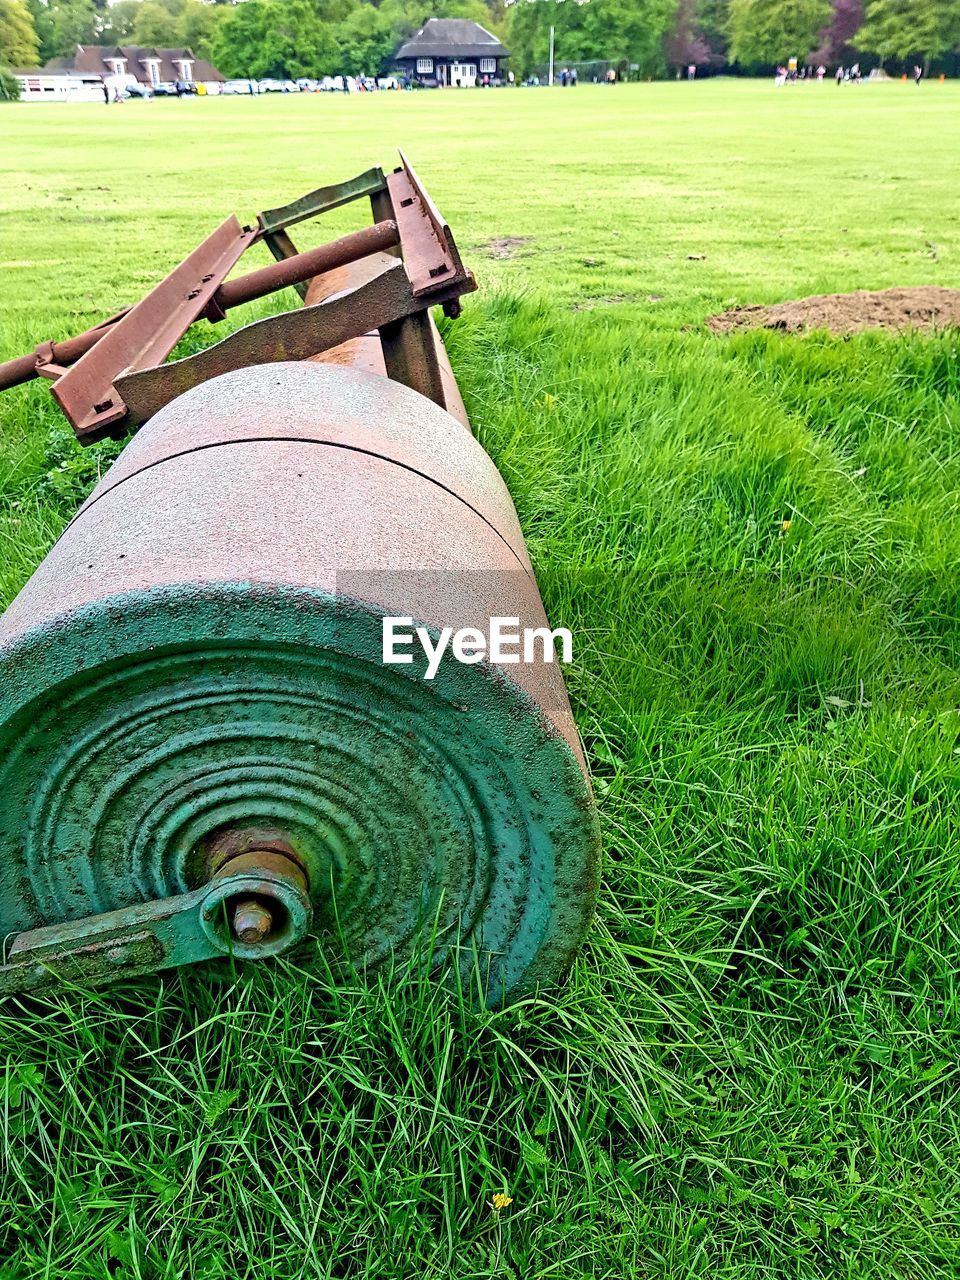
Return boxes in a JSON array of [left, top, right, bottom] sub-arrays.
[[708, 287, 960, 336]]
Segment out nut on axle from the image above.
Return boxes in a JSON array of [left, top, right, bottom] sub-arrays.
[[232, 899, 274, 945], [200, 834, 311, 959]]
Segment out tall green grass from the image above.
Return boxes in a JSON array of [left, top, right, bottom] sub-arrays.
[[2, 83, 960, 1277], [1, 299, 958, 1277]]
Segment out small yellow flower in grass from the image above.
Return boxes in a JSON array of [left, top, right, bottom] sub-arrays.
[[781, 519, 792, 531], [492, 1193, 514, 1212]]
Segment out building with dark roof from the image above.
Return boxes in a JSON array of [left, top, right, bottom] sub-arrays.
[[42, 45, 224, 90], [393, 19, 509, 87]]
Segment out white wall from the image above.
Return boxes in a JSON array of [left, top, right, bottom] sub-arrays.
[[16, 74, 105, 102]]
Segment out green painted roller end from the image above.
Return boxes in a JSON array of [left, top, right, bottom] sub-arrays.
[[0, 584, 598, 1004]]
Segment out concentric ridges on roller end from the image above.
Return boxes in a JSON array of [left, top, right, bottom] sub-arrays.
[[0, 585, 598, 1004]]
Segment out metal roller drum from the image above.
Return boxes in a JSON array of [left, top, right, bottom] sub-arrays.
[[0, 362, 598, 1002]]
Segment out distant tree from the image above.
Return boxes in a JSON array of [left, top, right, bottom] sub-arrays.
[[177, 0, 228, 59], [335, 2, 396, 74], [504, 0, 543, 74], [507, 0, 674, 78], [213, 0, 270, 75], [812, 0, 863, 62], [123, 0, 228, 58], [269, 0, 339, 74], [1, 0, 40, 64], [97, 0, 139, 44], [28, 0, 97, 61], [728, 0, 832, 65], [665, 0, 712, 71], [858, 0, 959, 68], [697, 0, 729, 60], [214, 0, 338, 78], [433, 0, 501, 23], [0, 61, 20, 94], [587, 0, 675, 71], [313, 0, 356, 27], [130, 0, 183, 46]]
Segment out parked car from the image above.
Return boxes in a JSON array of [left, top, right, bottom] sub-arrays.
[[222, 79, 259, 95], [258, 78, 297, 93], [321, 75, 357, 93], [151, 81, 197, 96], [377, 76, 399, 90], [123, 81, 152, 99], [296, 78, 318, 92]]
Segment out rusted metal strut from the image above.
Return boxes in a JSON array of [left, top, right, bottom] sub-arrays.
[[0, 221, 401, 395], [115, 259, 467, 426], [0, 153, 475, 442], [207, 220, 400, 317], [0, 839, 312, 996]]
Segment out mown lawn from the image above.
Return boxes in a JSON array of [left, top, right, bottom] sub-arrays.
[[1, 81, 960, 1278]]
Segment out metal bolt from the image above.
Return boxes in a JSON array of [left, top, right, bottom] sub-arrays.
[[232, 899, 273, 945]]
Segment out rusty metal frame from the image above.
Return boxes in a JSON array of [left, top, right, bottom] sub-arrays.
[[256, 167, 388, 299], [387, 151, 467, 304], [257, 167, 386, 236], [0, 155, 476, 442], [52, 217, 257, 439], [116, 260, 465, 426]]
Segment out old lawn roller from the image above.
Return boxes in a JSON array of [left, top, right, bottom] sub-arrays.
[[0, 157, 598, 1003]]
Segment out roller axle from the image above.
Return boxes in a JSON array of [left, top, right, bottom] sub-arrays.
[[0, 843, 311, 996]]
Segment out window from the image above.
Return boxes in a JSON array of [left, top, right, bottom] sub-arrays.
[[145, 60, 161, 86], [108, 59, 126, 76], [416, 58, 433, 73], [177, 60, 193, 81], [480, 58, 496, 73]]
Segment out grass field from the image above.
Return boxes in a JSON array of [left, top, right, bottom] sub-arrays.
[[2, 80, 960, 1278]]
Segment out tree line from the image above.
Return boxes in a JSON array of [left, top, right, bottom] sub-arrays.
[[511, 0, 960, 78], [1, 0, 958, 85]]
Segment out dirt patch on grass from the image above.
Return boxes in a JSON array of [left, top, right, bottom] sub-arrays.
[[708, 287, 960, 336], [481, 236, 533, 259]]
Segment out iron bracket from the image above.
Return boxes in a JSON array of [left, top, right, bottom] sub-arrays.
[[256, 167, 387, 238], [116, 259, 475, 427], [387, 152, 467, 303], [0, 859, 312, 999], [52, 217, 257, 439]]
